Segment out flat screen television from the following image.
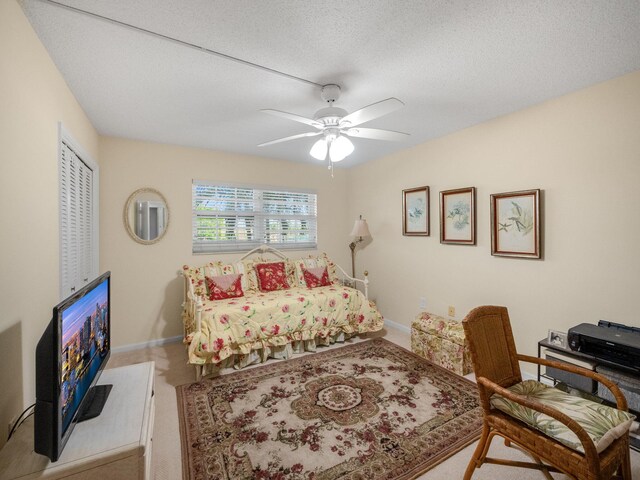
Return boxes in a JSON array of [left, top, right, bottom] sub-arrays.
[[35, 271, 111, 462]]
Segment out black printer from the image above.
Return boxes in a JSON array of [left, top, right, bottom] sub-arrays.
[[568, 320, 640, 371]]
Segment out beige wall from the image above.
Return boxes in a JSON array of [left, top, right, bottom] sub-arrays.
[[348, 70, 640, 367], [3, 0, 640, 450], [99, 137, 350, 348], [0, 0, 99, 448]]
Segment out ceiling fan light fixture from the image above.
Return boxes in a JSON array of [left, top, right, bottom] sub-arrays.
[[310, 138, 328, 160], [329, 135, 354, 163], [261, 85, 407, 172]]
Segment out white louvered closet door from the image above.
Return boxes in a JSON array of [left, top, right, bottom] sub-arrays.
[[60, 141, 94, 298]]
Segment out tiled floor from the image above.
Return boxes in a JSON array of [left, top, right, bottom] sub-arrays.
[[108, 325, 640, 479]]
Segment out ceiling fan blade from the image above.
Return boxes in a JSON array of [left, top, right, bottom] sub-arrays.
[[344, 127, 409, 142], [261, 109, 324, 129], [258, 131, 322, 147], [340, 98, 404, 127]]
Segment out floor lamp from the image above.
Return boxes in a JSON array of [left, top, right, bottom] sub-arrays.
[[349, 216, 371, 278]]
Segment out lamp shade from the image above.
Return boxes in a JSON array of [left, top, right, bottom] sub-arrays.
[[329, 135, 354, 162], [310, 138, 328, 160], [350, 218, 371, 238]]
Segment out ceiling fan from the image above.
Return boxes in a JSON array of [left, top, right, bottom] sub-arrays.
[[258, 84, 409, 163]]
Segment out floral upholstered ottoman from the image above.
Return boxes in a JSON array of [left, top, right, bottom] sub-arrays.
[[411, 312, 473, 375]]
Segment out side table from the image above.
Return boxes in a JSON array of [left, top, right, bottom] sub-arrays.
[[0, 361, 155, 480]]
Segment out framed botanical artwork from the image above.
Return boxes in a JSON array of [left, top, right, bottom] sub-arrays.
[[490, 189, 541, 258], [440, 187, 476, 245], [402, 186, 429, 236]]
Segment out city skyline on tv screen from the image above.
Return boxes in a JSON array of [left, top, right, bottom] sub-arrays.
[[60, 278, 109, 433]]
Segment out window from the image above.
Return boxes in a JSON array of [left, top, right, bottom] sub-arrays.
[[59, 126, 99, 299], [192, 181, 317, 253]]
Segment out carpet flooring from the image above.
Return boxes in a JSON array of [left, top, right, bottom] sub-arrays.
[[176, 339, 482, 479], [108, 325, 640, 479]]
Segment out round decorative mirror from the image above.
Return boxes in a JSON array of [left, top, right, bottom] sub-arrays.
[[123, 188, 170, 245]]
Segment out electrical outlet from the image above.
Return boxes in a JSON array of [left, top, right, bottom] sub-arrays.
[[448, 305, 455, 317], [419, 297, 427, 309]]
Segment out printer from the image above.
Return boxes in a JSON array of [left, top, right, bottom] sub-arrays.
[[568, 320, 640, 371]]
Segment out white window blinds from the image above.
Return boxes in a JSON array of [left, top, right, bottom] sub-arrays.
[[192, 181, 317, 253], [60, 140, 95, 298]]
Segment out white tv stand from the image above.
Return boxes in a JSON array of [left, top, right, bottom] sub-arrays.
[[0, 362, 155, 480]]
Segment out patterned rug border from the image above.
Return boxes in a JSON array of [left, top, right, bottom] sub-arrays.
[[176, 337, 481, 480]]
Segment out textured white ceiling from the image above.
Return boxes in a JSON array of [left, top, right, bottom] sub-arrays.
[[19, 0, 640, 167]]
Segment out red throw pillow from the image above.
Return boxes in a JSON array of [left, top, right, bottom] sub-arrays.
[[255, 262, 290, 292], [206, 273, 244, 300], [302, 266, 331, 288]]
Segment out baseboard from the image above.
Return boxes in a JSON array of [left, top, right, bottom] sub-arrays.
[[383, 318, 411, 334], [112, 335, 182, 354]]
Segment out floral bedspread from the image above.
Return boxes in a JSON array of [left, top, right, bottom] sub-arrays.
[[185, 285, 383, 365]]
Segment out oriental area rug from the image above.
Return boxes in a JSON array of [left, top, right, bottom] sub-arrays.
[[176, 338, 482, 480]]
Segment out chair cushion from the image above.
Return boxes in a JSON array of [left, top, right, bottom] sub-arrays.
[[490, 380, 635, 454]]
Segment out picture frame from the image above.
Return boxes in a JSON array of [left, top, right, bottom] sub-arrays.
[[547, 329, 568, 349], [440, 187, 476, 245], [402, 186, 430, 236], [490, 189, 541, 258]]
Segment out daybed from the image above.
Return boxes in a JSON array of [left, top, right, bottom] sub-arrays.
[[181, 245, 384, 379]]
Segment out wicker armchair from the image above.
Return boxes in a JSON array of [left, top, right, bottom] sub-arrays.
[[462, 306, 632, 480]]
